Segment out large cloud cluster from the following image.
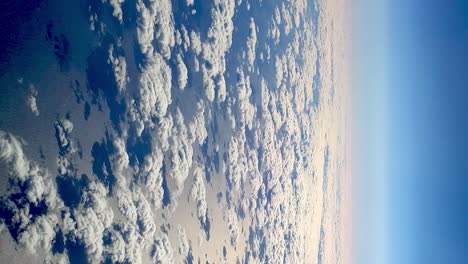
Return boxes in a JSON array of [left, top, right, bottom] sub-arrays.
[[0, 0, 349, 263], [0, 131, 61, 256]]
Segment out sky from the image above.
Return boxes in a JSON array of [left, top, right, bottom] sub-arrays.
[[353, 0, 467, 263]]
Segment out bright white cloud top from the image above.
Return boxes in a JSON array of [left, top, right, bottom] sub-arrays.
[[0, 0, 350, 263]]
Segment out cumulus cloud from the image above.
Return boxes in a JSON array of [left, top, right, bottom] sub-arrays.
[[134, 191, 156, 240], [245, 18, 257, 72], [54, 118, 75, 155], [188, 101, 207, 145], [108, 44, 128, 93], [160, 108, 193, 199], [196, 0, 235, 102], [176, 225, 189, 258], [141, 147, 164, 209], [151, 234, 174, 264], [108, 0, 125, 23], [175, 53, 188, 90], [0, 0, 349, 263], [190, 164, 209, 237], [136, 0, 175, 58], [18, 215, 57, 254], [73, 181, 114, 262], [0, 131, 61, 255], [130, 53, 172, 136], [26, 84, 39, 116], [0, 130, 30, 181]]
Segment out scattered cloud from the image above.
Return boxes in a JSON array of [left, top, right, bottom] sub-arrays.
[[26, 84, 39, 116]]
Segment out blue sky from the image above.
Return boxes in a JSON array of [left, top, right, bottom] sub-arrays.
[[353, 0, 468, 263]]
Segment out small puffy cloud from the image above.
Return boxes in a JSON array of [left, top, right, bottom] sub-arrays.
[[175, 53, 188, 90], [176, 225, 189, 257], [135, 191, 156, 240], [108, 0, 125, 23], [245, 18, 257, 72], [141, 148, 164, 209], [54, 118, 76, 155], [227, 209, 239, 247], [163, 109, 193, 198], [151, 234, 174, 264], [188, 100, 207, 145], [117, 187, 138, 224], [190, 164, 209, 237], [108, 44, 128, 93], [26, 84, 39, 116]]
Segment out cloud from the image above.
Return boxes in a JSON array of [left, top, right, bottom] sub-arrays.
[[18, 215, 57, 255], [108, 44, 128, 93], [163, 108, 193, 199], [73, 181, 114, 262], [151, 234, 174, 264], [188, 100, 207, 145], [136, 0, 175, 58], [135, 191, 156, 240], [176, 225, 189, 257], [190, 164, 209, 238], [175, 53, 188, 90], [54, 119, 76, 155], [26, 84, 39, 116], [227, 209, 239, 247], [130, 52, 172, 136], [0, 131, 61, 255], [141, 147, 164, 209], [0, 130, 30, 181], [116, 187, 138, 224], [108, 0, 125, 23], [245, 18, 257, 72], [197, 0, 235, 102], [104, 229, 126, 263]]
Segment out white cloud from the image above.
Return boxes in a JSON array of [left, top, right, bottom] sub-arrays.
[[135, 191, 156, 240], [136, 0, 175, 59], [108, 44, 128, 93], [227, 209, 239, 247], [54, 119, 76, 154], [175, 53, 188, 90], [104, 230, 126, 263], [26, 84, 39, 116], [109, 0, 125, 23], [0, 130, 30, 181], [73, 181, 114, 262], [245, 18, 257, 72], [188, 100, 207, 145], [151, 234, 174, 264], [18, 215, 57, 254], [190, 164, 208, 233], [165, 108, 193, 198], [131, 53, 172, 136], [197, 0, 235, 102], [176, 225, 189, 257], [0, 131, 62, 257], [117, 187, 138, 224], [141, 147, 164, 209]]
